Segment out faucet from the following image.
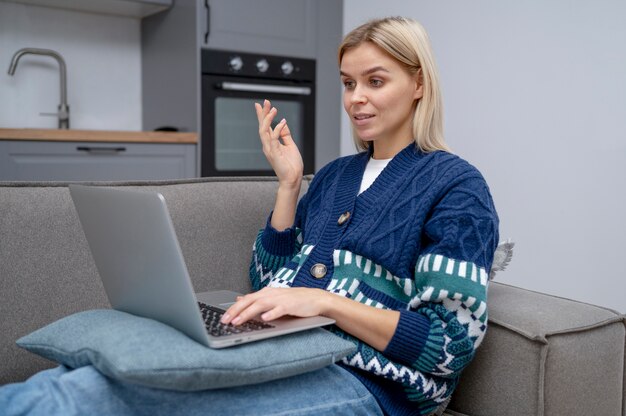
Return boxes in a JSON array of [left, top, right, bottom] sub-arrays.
[[8, 48, 70, 129]]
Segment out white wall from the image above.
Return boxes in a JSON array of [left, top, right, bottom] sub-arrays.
[[0, 2, 142, 130], [342, 0, 626, 313]]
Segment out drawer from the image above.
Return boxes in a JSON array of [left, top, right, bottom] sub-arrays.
[[0, 140, 197, 181]]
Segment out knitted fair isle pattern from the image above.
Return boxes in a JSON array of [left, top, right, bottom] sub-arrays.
[[249, 228, 303, 291], [250, 237, 488, 410]]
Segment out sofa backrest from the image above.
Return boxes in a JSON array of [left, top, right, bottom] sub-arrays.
[[0, 177, 310, 384]]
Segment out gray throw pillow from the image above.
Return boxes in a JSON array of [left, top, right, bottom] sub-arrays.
[[16, 309, 355, 391]]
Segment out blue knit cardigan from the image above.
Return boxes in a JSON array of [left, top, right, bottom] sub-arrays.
[[249, 143, 499, 416]]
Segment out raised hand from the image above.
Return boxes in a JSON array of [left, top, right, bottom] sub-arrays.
[[255, 99, 304, 188]]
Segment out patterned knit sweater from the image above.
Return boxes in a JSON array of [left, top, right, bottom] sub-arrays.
[[249, 143, 499, 416]]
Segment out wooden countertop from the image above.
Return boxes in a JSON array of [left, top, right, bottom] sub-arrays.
[[0, 128, 197, 144]]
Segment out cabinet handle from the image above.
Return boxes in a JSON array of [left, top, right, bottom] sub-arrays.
[[76, 146, 127, 154], [204, 0, 211, 44]]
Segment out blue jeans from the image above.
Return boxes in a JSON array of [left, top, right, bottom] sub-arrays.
[[0, 364, 383, 416]]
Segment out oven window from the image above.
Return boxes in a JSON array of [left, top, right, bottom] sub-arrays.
[[215, 97, 303, 171]]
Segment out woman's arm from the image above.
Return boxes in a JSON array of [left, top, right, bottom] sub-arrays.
[[271, 184, 301, 231], [247, 99, 306, 290], [220, 287, 400, 352], [255, 99, 303, 231]]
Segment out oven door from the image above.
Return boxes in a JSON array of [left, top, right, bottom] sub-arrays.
[[201, 75, 315, 177]]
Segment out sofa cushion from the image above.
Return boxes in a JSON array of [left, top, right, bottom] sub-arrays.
[[16, 309, 355, 391], [449, 281, 625, 416]]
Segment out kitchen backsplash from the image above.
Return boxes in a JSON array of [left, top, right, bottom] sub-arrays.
[[0, 1, 142, 130]]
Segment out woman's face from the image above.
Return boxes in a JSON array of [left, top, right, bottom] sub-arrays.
[[340, 42, 422, 152]]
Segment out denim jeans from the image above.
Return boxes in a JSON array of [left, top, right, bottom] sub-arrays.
[[0, 364, 383, 416]]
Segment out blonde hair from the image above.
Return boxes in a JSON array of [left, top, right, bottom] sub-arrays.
[[339, 17, 450, 153]]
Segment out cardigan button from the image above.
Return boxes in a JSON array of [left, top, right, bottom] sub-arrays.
[[337, 211, 351, 225], [310, 263, 327, 279]]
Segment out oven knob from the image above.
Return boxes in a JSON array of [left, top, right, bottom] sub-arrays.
[[256, 59, 269, 73], [281, 61, 294, 75], [228, 56, 243, 72]]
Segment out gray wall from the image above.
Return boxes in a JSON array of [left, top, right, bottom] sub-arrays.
[[314, 0, 343, 169], [342, 0, 626, 312]]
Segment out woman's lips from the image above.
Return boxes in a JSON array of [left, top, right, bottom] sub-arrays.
[[352, 113, 375, 126]]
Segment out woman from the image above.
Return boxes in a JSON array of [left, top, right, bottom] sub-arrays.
[[1, 17, 498, 416], [221, 16, 499, 416]]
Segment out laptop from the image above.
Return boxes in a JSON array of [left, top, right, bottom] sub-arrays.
[[69, 185, 334, 349]]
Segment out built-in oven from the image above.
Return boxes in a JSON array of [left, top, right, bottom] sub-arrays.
[[201, 49, 315, 176]]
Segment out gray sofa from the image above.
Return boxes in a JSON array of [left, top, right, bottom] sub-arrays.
[[1, 178, 624, 416]]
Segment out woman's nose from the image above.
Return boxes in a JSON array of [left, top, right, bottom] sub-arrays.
[[350, 87, 367, 104]]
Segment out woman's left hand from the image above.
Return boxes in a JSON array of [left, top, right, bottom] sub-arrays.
[[220, 287, 329, 326]]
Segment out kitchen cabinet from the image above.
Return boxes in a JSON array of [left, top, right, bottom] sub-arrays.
[[0, 140, 196, 181], [6, 0, 172, 18], [202, 0, 317, 58]]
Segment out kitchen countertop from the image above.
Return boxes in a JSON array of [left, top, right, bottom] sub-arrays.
[[0, 128, 197, 144]]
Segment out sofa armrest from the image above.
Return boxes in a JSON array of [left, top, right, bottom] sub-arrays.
[[449, 281, 625, 416]]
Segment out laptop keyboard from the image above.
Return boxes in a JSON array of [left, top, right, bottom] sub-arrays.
[[198, 301, 275, 337]]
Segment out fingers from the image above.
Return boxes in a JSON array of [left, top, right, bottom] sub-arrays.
[[270, 118, 287, 150], [220, 296, 250, 325], [277, 121, 296, 147], [259, 107, 278, 137], [255, 99, 272, 126], [257, 102, 279, 151], [255, 99, 273, 130], [256, 100, 294, 156], [272, 118, 287, 135], [221, 288, 287, 326], [221, 288, 326, 326], [259, 307, 282, 322], [256, 99, 286, 139]]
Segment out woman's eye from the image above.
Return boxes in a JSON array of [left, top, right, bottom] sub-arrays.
[[370, 79, 383, 87], [343, 80, 355, 89]]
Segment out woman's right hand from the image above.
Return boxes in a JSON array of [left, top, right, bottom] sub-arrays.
[[255, 99, 304, 189]]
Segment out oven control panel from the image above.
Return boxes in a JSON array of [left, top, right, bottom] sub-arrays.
[[202, 49, 315, 82]]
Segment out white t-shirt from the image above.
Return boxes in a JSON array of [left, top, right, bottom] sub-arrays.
[[358, 156, 392, 195]]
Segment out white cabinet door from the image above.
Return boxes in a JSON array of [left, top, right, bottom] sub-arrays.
[[0, 141, 196, 181]]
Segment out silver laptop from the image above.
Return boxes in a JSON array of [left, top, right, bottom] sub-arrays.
[[69, 185, 334, 349]]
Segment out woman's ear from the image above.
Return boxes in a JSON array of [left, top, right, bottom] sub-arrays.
[[414, 68, 424, 100]]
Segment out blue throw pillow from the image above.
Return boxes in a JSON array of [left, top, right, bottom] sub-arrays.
[[16, 309, 356, 391]]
